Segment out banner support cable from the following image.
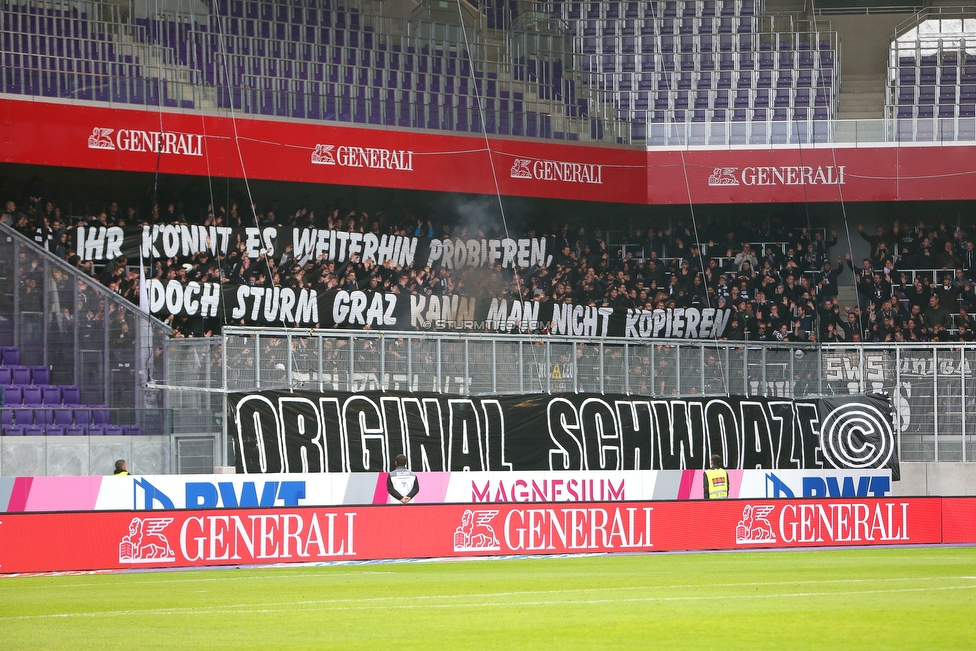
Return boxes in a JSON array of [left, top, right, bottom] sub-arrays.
[[599, 342, 605, 394], [572, 343, 579, 394], [518, 341, 524, 395], [624, 343, 630, 396], [491, 339, 497, 394], [286, 332, 293, 390], [435, 338, 442, 394], [895, 346, 901, 457], [933, 346, 939, 463], [407, 337, 414, 393], [464, 339, 470, 396], [317, 335, 324, 393], [961, 347, 966, 462]]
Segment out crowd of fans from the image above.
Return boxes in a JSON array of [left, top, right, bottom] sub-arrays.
[[3, 194, 976, 342]]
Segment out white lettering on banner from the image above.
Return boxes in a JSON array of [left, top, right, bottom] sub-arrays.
[[332, 290, 397, 327], [179, 512, 356, 562], [501, 507, 652, 551], [311, 143, 413, 171], [291, 229, 417, 266], [548, 303, 614, 337], [426, 237, 547, 269], [409, 295, 477, 329], [142, 224, 233, 258], [147, 280, 221, 318], [510, 158, 603, 185], [822, 350, 974, 435], [707, 166, 846, 187], [228, 286, 319, 325], [471, 478, 626, 503], [76, 226, 124, 261], [623, 307, 731, 340], [87, 126, 203, 156]]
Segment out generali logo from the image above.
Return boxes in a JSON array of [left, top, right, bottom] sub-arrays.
[[708, 165, 846, 187], [510, 157, 603, 184], [735, 505, 777, 544], [735, 502, 911, 545], [87, 127, 203, 156], [453, 509, 501, 552], [311, 144, 413, 170], [119, 517, 176, 563]]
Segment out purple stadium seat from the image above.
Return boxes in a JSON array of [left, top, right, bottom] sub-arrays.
[[41, 385, 62, 405], [22, 386, 42, 405], [65, 425, 87, 436], [30, 366, 50, 385], [1, 410, 10, 426], [45, 425, 65, 436], [0, 367, 11, 385], [1, 347, 20, 365], [3, 386, 22, 405], [11, 367, 31, 386], [123, 425, 143, 436], [88, 426, 106, 436], [4, 426, 25, 436], [73, 408, 91, 426], [23, 424, 44, 436], [92, 408, 110, 425], [61, 385, 81, 405], [13, 408, 33, 426], [34, 409, 54, 426], [54, 409, 74, 426]]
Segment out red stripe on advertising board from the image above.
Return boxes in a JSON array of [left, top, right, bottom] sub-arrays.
[[941, 497, 976, 544], [0, 498, 945, 574]]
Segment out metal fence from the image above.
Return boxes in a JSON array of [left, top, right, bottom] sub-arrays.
[[213, 328, 976, 465], [0, 224, 170, 409]]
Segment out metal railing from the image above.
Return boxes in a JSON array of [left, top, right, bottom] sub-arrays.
[[201, 328, 976, 465], [0, 223, 170, 409]]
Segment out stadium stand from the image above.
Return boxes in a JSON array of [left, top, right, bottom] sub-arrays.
[[0, 342, 128, 436], [887, 10, 976, 142], [0, 0, 842, 143], [4, 193, 976, 344]]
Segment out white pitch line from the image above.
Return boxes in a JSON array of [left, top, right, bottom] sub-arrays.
[[0, 572, 958, 594], [2, 577, 974, 622], [0, 571, 396, 590]]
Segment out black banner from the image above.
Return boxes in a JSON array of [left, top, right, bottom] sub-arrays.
[[149, 282, 730, 338], [230, 391, 899, 478], [76, 223, 548, 270]]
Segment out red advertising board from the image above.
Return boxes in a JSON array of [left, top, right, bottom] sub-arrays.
[[942, 497, 976, 544], [0, 498, 944, 574], [4, 97, 976, 204], [0, 98, 645, 204]]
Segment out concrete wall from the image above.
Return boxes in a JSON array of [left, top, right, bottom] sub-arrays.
[[827, 13, 912, 77], [0, 436, 172, 476], [892, 462, 976, 496]]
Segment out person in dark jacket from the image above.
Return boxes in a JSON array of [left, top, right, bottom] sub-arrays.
[[387, 454, 419, 504]]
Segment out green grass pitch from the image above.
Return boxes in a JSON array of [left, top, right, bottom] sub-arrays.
[[1, 547, 974, 650]]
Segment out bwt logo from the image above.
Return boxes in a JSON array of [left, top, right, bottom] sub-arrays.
[[132, 478, 306, 510], [765, 473, 891, 499]]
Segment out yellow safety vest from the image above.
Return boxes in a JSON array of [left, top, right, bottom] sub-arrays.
[[704, 468, 729, 499]]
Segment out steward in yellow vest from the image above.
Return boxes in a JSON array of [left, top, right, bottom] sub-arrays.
[[703, 455, 729, 499]]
